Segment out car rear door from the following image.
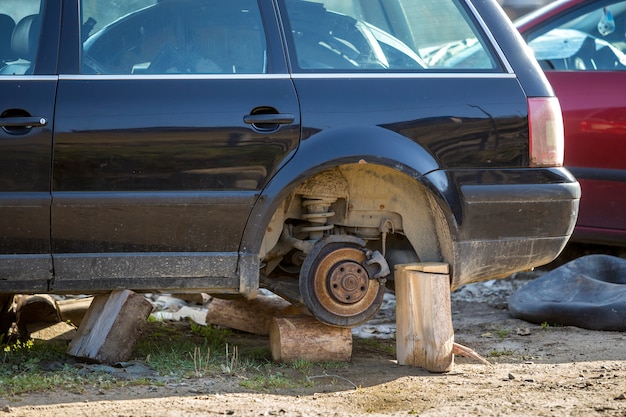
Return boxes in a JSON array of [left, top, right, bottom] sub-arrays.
[[0, 0, 60, 292], [51, 0, 300, 292]]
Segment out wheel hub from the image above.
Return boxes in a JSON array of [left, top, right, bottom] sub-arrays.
[[312, 247, 379, 318], [299, 236, 387, 327], [327, 260, 369, 304]]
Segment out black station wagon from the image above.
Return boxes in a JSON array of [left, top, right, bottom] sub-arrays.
[[0, 0, 580, 328]]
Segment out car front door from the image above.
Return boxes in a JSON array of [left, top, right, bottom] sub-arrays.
[[51, 0, 300, 293], [0, 0, 59, 292]]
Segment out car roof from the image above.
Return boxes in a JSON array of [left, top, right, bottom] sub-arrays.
[[515, 0, 588, 32]]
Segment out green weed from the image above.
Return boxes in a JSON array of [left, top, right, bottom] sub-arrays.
[[486, 349, 515, 358]]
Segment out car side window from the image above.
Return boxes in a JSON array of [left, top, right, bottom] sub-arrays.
[[527, 1, 626, 71], [80, 0, 267, 75], [0, 0, 42, 75], [280, 0, 499, 72]]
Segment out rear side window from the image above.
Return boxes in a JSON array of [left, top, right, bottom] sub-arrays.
[[80, 0, 267, 75], [0, 0, 42, 75], [280, 0, 499, 72]]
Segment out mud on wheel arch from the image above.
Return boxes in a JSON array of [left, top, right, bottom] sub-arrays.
[[257, 164, 446, 327]]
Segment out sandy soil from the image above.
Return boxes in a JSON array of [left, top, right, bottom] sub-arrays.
[[2, 270, 626, 417]]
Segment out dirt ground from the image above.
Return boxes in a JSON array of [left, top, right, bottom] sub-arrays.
[[2, 254, 626, 416]]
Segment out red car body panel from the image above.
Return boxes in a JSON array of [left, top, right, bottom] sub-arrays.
[[516, 0, 588, 33], [518, 0, 626, 245]]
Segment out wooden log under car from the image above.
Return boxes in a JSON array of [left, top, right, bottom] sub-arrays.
[[28, 321, 77, 341], [15, 294, 61, 338], [395, 263, 454, 373], [205, 294, 305, 335], [67, 290, 152, 364], [269, 316, 352, 363]]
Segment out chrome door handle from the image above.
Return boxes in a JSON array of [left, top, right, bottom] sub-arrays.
[[243, 113, 295, 125], [0, 117, 48, 128]]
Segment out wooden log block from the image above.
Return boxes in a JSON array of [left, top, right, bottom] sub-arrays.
[[67, 290, 152, 364], [28, 321, 77, 341], [395, 263, 454, 373], [171, 293, 210, 305], [16, 294, 61, 338], [206, 295, 305, 335], [269, 316, 352, 363]]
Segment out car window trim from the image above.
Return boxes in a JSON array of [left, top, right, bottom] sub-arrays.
[[0, 75, 58, 81], [58, 74, 292, 81], [290, 72, 517, 79], [57, 72, 517, 82]]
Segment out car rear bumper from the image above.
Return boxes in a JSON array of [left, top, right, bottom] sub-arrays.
[[425, 167, 581, 289]]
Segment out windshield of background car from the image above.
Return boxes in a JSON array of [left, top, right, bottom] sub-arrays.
[[80, 0, 267, 74], [524, 1, 626, 71], [279, 0, 501, 72]]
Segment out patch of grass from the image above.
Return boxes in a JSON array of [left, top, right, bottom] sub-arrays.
[[190, 321, 232, 349], [0, 318, 336, 396], [486, 349, 515, 358], [136, 320, 241, 377], [5, 368, 85, 395], [239, 369, 307, 391], [540, 321, 563, 330], [0, 339, 120, 396], [135, 324, 206, 377], [495, 328, 510, 340], [290, 357, 313, 374], [241, 346, 272, 362], [136, 320, 276, 378], [3, 338, 64, 361], [481, 327, 511, 340], [318, 361, 349, 371], [220, 343, 239, 374], [238, 357, 351, 391], [354, 337, 396, 355], [0, 318, 249, 395]]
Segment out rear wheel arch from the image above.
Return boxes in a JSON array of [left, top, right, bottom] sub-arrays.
[[259, 163, 448, 261], [241, 125, 445, 257], [237, 126, 459, 325], [249, 162, 455, 326]]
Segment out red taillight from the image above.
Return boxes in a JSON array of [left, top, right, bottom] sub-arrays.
[[528, 97, 564, 167]]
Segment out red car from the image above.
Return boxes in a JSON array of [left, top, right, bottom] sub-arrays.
[[501, 0, 555, 19], [517, 0, 626, 246]]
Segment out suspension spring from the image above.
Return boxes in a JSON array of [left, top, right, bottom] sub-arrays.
[[301, 196, 337, 240]]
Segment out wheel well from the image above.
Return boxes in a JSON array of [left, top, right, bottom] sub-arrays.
[[260, 163, 451, 276]]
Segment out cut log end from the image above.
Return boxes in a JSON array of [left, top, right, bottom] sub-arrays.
[[67, 290, 152, 364], [16, 295, 61, 338]]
